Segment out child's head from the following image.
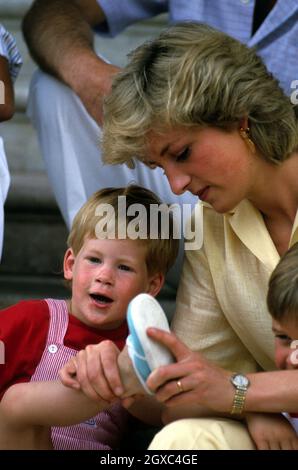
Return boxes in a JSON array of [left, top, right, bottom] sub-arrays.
[[267, 242, 298, 370], [64, 185, 179, 330]]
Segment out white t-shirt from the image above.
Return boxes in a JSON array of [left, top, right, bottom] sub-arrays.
[[0, 137, 10, 257]]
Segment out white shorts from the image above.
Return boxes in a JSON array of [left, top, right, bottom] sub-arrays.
[[0, 136, 10, 259]]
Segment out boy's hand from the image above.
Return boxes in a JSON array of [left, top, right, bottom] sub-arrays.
[[59, 340, 124, 403], [246, 412, 298, 450], [59, 356, 80, 388]]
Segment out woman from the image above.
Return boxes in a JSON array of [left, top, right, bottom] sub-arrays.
[[99, 22, 298, 449]]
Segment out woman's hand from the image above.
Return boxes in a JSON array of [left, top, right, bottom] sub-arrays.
[[59, 340, 124, 403], [146, 328, 234, 413], [246, 413, 298, 450]]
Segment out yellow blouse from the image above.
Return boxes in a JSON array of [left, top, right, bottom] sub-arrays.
[[172, 199, 298, 373]]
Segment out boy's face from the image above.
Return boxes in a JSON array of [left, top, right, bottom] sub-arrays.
[[272, 318, 298, 370], [64, 237, 163, 330]]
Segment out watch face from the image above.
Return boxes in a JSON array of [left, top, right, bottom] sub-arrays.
[[233, 374, 250, 388]]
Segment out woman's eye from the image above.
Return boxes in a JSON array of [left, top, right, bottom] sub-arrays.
[[176, 147, 190, 162]]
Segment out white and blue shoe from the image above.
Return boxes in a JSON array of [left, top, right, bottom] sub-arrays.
[[126, 293, 174, 394]]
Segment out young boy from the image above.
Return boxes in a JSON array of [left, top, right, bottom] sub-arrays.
[[267, 241, 298, 433], [0, 185, 179, 449]]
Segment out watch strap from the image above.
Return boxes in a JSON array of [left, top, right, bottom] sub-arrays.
[[231, 387, 247, 415]]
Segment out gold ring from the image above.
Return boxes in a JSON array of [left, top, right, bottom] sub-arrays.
[[176, 380, 184, 393]]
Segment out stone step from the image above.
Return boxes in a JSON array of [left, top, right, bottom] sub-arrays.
[[0, 112, 44, 174], [0, 0, 31, 18], [1, 172, 67, 278], [6, 171, 58, 211], [0, 273, 69, 309], [0, 209, 67, 275]]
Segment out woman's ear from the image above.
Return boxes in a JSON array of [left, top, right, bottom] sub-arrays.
[[63, 248, 75, 281], [147, 272, 165, 298], [239, 116, 249, 130]]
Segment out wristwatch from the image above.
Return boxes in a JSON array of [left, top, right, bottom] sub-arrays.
[[230, 373, 250, 415]]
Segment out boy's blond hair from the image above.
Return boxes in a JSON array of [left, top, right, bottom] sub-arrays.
[[67, 185, 179, 276], [267, 243, 298, 324]]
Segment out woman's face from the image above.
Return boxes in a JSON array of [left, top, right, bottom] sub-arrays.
[[145, 126, 260, 213]]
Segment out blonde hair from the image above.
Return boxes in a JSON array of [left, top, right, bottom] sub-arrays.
[[67, 185, 179, 275], [267, 243, 298, 324], [102, 22, 298, 167]]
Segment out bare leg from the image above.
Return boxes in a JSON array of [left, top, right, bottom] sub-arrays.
[[117, 346, 145, 397], [0, 414, 53, 450], [0, 381, 105, 450]]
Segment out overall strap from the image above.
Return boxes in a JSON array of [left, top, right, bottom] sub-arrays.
[[44, 298, 69, 345]]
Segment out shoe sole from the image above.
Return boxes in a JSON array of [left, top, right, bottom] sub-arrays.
[[126, 293, 174, 394]]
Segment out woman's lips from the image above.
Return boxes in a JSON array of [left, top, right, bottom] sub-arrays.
[[197, 186, 210, 201]]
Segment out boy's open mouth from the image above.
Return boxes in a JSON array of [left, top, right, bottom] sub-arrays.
[[90, 293, 113, 304]]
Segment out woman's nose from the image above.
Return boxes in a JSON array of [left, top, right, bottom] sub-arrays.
[[165, 166, 191, 195]]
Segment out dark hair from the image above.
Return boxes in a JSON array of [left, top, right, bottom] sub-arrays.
[[267, 243, 298, 323]]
